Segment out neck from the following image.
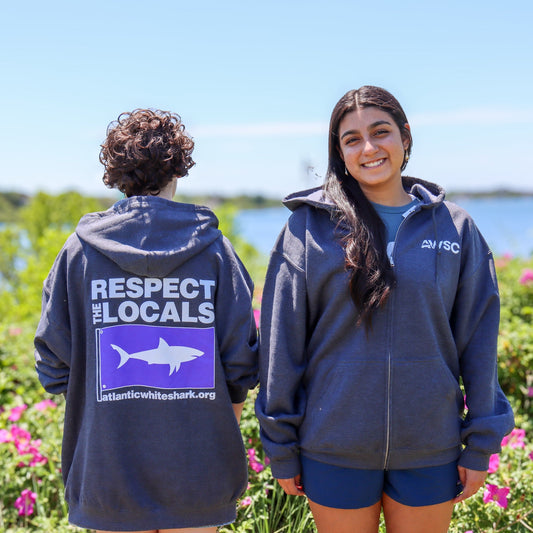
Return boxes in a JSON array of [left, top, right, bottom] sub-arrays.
[[156, 177, 177, 201], [360, 183, 411, 207]]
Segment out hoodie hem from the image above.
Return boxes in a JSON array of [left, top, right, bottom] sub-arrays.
[[301, 446, 461, 471], [68, 502, 237, 531]]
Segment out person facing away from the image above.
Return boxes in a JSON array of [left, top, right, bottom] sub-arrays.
[[34, 109, 258, 533], [255, 86, 515, 533]]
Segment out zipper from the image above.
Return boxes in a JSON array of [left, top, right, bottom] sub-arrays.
[[383, 202, 421, 468], [383, 345, 392, 469]]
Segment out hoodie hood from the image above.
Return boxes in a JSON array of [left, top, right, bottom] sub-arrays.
[[282, 176, 446, 213], [76, 196, 221, 277]]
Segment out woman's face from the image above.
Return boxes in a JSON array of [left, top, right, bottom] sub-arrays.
[[338, 106, 410, 203]]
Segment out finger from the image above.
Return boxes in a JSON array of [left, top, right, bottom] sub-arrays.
[[453, 482, 483, 503], [457, 465, 467, 486], [454, 488, 474, 503], [277, 478, 305, 496]]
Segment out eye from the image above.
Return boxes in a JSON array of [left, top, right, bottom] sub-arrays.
[[373, 129, 390, 137], [344, 136, 361, 145]]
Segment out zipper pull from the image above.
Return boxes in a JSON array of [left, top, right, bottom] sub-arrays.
[[387, 242, 395, 267]]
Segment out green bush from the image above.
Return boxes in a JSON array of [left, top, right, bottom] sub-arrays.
[[0, 192, 531, 532], [496, 256, 533, 425]]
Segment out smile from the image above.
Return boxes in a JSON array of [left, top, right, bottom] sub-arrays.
[[361, 159, 386, 168]]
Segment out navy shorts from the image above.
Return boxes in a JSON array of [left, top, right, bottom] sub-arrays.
[[300, 456, 462, 509]]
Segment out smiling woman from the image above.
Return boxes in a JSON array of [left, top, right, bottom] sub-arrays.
[[255, 86, 515, 533]]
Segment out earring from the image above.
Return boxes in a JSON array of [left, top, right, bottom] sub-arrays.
[[404, 152, 410, 163]]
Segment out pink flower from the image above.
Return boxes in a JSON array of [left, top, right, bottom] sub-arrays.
[[10, 426, 32, 451], [35, 399, 57, 412], [28, 449, 48, 467], [240, 496, 252, 507], [14, 489, 37, 516], [247, 448, 265, 473], [501, 428, 526, 449], [483, 483, 510, 508], [3, 425, 32, 454], [528, 387, 533, 398], [253, 309, 260, 328], [9, 327, 22, 336], [8, 405, 28, 422], [4, 426, 48, 468], [519, 268, 533, 285], [465, 531, 473, 533], [488, 454, 500, 474], [0, 429, 13, 443], [529, 451, 533, 461], [17, 440, 48, 468]]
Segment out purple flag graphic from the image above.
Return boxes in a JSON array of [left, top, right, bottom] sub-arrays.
[[97, 324, 215, 393]]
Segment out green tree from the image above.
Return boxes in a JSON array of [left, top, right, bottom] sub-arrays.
[[0, 192, 111, 324], [20, 191, 110, 249]]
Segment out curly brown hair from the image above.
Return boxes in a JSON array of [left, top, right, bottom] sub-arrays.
[[100, 109, 195, 197]]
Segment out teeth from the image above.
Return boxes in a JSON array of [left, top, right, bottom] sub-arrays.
[[363, 159, 384, 168]]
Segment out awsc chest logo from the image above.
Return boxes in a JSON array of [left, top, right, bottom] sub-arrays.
[[421, 239, 460, 254]]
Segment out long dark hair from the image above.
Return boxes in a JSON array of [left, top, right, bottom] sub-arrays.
[[324, 86, 413, 329]]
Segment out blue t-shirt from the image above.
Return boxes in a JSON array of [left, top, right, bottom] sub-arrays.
[[371, 197, 420, 262]]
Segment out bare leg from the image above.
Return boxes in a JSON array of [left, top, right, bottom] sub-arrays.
[[382, 493, 454, 533], [307, 498, 381, 533]]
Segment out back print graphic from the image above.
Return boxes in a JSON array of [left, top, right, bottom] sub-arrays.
[[96, 324, 215, 400]]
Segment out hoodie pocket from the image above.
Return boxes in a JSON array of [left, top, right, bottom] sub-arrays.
[[391, 358, 463, 452], [299, 359, 386, 456]]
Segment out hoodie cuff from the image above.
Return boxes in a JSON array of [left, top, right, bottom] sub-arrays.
[[458, 449, 490, 471], [226, 383, 249, 404], [270, 457, 301, 480]]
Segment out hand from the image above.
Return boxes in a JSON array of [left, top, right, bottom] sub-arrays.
[[276, 475, 305, 496], [453, 466, 487, 503]]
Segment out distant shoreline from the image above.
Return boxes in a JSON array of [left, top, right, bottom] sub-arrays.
[[446, 189, 533, 201], [1, 188, 533, 222]]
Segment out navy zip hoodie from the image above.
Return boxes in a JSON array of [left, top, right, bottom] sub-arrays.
[[256, 177, 514, 480], [35, 196, 258, 530]]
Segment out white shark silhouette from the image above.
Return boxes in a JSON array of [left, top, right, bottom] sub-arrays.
[[110, 338, 204, 376]]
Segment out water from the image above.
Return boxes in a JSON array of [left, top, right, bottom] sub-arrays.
[[235, 197, 533, 258]]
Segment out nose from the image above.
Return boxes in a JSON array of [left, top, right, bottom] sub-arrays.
[[362, 138, 378, 154]]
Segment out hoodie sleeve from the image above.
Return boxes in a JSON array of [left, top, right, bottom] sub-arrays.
[[34, 246, 72, 395], [214, 237, 259, 404], [451, 222, 515, 471], [255, 222, 308, 480]]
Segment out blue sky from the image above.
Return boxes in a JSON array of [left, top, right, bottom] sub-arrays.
[[1, 0, 532, 199]]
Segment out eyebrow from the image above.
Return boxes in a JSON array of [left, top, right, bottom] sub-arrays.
[[340, 120, 392, 140]]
